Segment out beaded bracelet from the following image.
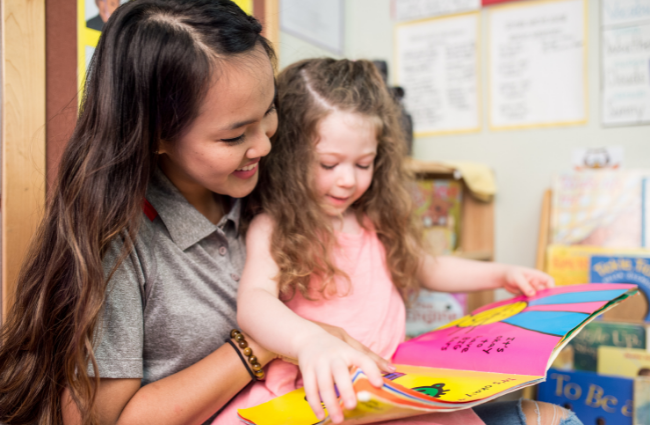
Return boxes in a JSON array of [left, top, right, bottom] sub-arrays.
[[228, 329, 265, 381]]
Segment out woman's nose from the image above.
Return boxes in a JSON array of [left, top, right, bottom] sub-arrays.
[[247, 128, 272, 159]]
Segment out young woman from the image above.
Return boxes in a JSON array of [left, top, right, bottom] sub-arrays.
[[0, 2, 384, 424]]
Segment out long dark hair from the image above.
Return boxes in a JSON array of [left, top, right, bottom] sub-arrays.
[[0, 1, 273, 424]]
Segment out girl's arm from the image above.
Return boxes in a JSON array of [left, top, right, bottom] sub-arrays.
[[62, 335, 275, 425], [237, 214, 391, 424], [417, 254, 555, 296]]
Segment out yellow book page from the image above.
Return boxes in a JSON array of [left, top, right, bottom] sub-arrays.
[[237, 365, 542, 425]]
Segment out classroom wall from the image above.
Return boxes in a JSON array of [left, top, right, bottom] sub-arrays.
[[276, 0, 650, 270]]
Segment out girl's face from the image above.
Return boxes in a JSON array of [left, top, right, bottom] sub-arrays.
[[159, 46, 277, 199], [314, 110, 378, 216]]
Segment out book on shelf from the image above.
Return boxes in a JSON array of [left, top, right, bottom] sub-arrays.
[[597, 346, 650, 378], [406, 290, 467, 338], [554, 321, 649, 372], [538, 369, 634, 425], [551, 170, 649, 248], [409, 179, 462, 254], [237, 284, 638, 425]]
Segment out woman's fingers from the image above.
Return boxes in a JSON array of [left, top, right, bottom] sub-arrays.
[[303, 369, 326, 421], [317, 366, 343, 423], [356, 344, 395, 374]]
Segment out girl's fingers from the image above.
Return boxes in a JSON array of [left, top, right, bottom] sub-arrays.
[[317, 366, 343, 423], [303, 370, 326, 421], [513, 273, 535, 296], [357, 354, 384, 388], [331, 358, 357, 410], [357, 345, 395, 374]]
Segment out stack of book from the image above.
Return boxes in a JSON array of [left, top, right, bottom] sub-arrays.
[[538, 170, 650, 425]]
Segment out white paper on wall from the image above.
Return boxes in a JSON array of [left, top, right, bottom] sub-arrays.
[[487, 0, 587, 129], [395, 13, 480, 135], [279, 0, 344, 55], [602, 0, 650, 28], [393, 0, 480, 22], [601, 0, 650, 127]]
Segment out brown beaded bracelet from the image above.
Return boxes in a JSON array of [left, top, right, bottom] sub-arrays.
[[229, 329, 265, 381]]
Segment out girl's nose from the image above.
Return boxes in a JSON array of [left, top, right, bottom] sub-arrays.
[[337, 166, 356, 188]]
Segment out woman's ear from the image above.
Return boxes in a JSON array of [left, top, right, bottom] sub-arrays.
[[156, 140, 170, 155]]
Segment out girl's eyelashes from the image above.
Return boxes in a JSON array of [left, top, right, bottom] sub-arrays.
[[357, 164, 371, 170], [221, 134, 246, 144], [320, 163, 336, 170]]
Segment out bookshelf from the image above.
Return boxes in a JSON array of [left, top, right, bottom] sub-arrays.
[[405, 159, 495, 312]]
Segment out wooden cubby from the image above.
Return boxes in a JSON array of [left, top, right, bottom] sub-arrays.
[[405, 158, 495, 312]]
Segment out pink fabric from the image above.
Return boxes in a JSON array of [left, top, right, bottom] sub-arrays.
[[213, 225, 483, 425]]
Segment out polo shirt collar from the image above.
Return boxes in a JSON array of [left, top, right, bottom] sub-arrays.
[[146, 167, 241, 251]]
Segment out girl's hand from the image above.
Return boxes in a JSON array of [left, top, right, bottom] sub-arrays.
[[297, 333, 388, 424], [502, 266, 555, 296]]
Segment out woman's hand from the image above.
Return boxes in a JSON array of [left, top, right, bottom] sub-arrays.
[[296, 332, 390, 424], [502, 266, 555, 296]]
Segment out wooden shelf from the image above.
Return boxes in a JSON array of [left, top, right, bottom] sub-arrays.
[[409, 159, 496, 310]]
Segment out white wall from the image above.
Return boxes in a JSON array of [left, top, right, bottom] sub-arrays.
[[276, 0, 650, 269]]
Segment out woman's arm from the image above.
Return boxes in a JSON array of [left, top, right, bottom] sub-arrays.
[[417, 254, 555, 295], [62, 335, 274, 425], [237, 214, 389, 424]]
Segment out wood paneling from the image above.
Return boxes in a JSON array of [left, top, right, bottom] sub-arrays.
[[2, 0, 46, 322]]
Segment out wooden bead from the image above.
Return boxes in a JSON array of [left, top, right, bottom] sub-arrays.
[[251, 362, 262, 371], [248, 355, 258, 364], [238, 340, 248, 349], [230, 329, 240, 338], [254, 370, 265, 379], [243, 347, 252, 357], [234, 333, 245, 342]]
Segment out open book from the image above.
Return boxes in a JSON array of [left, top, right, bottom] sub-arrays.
[[238, 283, 638, 425]]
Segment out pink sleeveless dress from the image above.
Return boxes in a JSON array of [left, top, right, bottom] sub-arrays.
[[213, 225, 484, 425]]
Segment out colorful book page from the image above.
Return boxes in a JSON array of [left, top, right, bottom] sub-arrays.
[[237, 367, 542, 425], [393, 284, 637, 376]]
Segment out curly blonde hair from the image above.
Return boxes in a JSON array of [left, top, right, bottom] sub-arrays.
[[245, 58, 423, 302]]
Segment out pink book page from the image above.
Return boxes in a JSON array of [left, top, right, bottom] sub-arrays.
[[392, 284, 637, 377]]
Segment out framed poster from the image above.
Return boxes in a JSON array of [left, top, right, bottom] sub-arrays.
[[392, 0, 480, 22], [395, 12, 481, 136], [487, 0, 588, 130]]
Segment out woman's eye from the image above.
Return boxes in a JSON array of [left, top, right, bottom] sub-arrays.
[[320, 163, 336, 170], [221, 134, 245, 144]]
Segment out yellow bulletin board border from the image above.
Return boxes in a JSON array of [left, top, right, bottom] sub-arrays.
[[486, 0, 589, 132], [393, 11, 482, 138]]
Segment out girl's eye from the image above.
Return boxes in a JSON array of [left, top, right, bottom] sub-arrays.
[[221, 134, 245, 144], [357, 164, 371, 170], [320, 163, 336, 170]]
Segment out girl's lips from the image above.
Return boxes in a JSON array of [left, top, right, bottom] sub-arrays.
[[232, 161, 259, 179], [327, 195, 350, 206]]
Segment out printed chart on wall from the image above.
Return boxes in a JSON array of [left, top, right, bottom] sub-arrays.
[[392, 0, 480, 22], [487, 0, 587, 130], [601, 0, 650, 127], [77, 0, 252, 94], [395, 12, 480, 136]]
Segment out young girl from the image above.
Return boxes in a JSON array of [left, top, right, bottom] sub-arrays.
[[217, 59, 581, 425]]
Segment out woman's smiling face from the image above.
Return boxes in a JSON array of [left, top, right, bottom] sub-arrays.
[[158, 45, 277, 200]]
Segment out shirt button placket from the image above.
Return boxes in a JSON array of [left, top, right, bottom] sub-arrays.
[[219, 246, 227, 256]]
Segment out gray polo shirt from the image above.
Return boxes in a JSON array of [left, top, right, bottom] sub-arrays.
[[93, 168, 246, 387]]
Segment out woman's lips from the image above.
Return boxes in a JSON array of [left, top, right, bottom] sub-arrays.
[[232, 160, 260, 179]]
